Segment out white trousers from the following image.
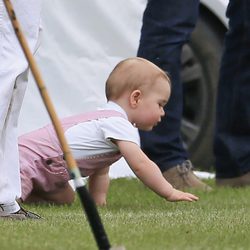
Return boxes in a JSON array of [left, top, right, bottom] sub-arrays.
[[0, 0, 42, 205]]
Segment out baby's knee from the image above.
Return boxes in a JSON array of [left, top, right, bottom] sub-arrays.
[[59, 193, 75, 205]]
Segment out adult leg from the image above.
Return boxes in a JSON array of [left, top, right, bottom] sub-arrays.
[[0, 15, 29, 213], [215, 0, 250, 186], [0, 68, 41, 219], [137, 0, 210, 190], [0, 0, 41, 219], [0, 68, 28, 202]]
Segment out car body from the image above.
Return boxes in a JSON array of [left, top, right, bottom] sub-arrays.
[[201, 0, 228, 26]]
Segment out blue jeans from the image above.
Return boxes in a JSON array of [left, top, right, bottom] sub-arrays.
[[137, 0, 199, 171], [214, 0, 250, 178]]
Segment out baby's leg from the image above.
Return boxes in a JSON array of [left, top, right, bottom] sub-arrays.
[[24, 183, 75, 205]]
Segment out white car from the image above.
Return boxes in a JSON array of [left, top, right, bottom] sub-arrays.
[[19, 0, 229, 171]]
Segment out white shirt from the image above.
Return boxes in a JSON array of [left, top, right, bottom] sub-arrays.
[[65, 101, 140, 159]]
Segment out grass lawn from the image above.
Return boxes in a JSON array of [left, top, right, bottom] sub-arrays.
[[1, 178, 250, 250]]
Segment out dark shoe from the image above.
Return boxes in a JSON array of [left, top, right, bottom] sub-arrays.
[[216, 171, 250, 187], [0, 206, 41, 220], [163, 160, 212, 191]]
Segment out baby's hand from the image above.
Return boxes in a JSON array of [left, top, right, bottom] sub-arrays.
[[166, 188, 199, 202]]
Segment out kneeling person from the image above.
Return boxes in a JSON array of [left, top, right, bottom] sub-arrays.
[[19, 57, 199, 206]]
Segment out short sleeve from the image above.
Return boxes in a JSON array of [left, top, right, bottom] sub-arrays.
[[99, 117, 140, 146]]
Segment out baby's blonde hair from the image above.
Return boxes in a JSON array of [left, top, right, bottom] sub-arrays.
[[105, 57, 170, 101]]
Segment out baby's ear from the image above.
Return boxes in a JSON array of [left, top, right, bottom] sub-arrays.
[[130, 89, 141, 107]]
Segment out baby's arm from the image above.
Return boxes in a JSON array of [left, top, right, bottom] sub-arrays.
[[88, 166, 110, 206], [115, 140, 198, 202]]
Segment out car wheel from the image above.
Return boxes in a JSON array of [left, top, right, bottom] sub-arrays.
[[181, 12, 225, 170]]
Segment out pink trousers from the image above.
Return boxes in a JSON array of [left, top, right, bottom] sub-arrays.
[[19, 110, 123, 201]]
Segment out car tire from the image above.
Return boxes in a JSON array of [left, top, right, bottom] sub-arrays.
[[181, 12, 225, 170]]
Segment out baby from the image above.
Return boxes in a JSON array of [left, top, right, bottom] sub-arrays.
[[19, 57, 198, 205]]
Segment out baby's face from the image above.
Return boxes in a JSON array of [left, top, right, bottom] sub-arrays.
[[133, 77, 170, 131]]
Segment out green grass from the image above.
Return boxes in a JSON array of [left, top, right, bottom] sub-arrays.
[[1, 178, 250, 250]]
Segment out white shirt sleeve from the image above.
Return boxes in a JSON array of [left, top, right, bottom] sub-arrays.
[[100, 117, 140, 146]]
